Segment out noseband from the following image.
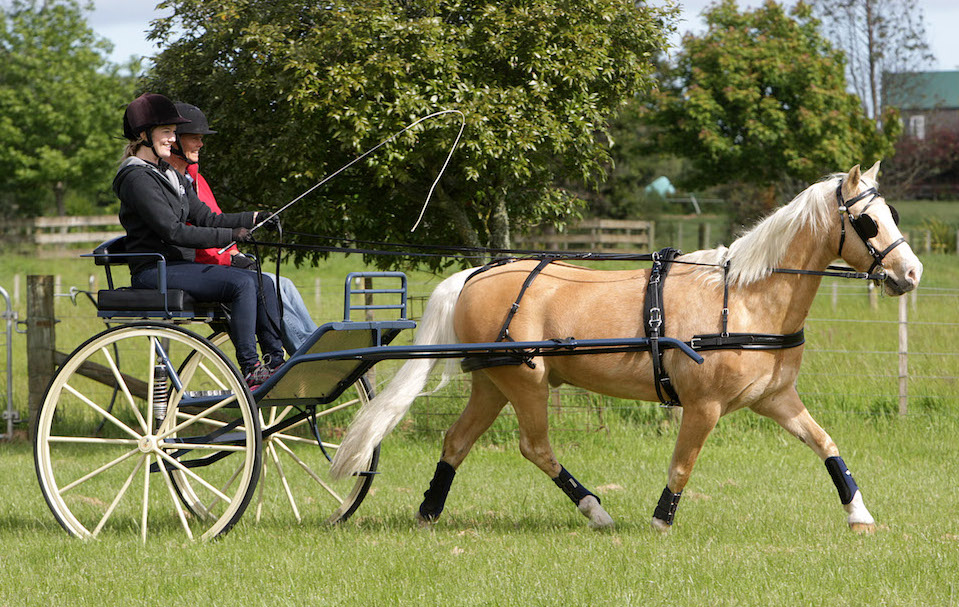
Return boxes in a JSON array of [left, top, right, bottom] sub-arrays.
[[835, 181, 906, 277]]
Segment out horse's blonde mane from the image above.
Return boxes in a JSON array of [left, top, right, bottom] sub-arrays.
[[681, 173, 873, 287]]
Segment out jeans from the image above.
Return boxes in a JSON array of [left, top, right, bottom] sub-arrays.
[[132, 262, 284, 371], [264, 272, 318, 354]]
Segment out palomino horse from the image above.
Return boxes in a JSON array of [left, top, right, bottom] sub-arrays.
[[331, 163, 923, 532]]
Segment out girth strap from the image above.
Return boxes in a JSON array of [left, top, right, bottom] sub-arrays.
[[643, 247, 682, 407]]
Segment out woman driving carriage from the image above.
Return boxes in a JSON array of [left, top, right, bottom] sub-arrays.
[[114, 92, 284, 389]]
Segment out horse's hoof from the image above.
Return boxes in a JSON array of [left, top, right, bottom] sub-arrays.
[[849, 522, 876, 535], [578, 496, 614, 530], [415, 510, 438, 528], [650, 517, 671, 534]]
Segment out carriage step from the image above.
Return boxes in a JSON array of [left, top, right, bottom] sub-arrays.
[[184, 390, 234, 398]]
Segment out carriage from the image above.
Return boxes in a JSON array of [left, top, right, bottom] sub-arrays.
[[33, 164, 922, 540]]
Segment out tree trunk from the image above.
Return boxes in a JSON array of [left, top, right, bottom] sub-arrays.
[[488, 196, 511, 251], [54, 181, 66, 216], [434, 185, 487, 265]]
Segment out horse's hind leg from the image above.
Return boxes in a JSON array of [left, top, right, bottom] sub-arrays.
[[489, 367, 614, 530], [416, 371, 507, 524], [753, 388, 875, 533]]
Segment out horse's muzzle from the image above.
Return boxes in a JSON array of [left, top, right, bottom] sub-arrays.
[[883, 262, 922, 296]]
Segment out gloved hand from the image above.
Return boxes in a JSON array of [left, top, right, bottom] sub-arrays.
[[257, 212, 281, 233], [232, 227, 252, 242], [230, 253, 258, 271]]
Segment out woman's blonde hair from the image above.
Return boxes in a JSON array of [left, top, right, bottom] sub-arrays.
[[121, 133, 149, 160]]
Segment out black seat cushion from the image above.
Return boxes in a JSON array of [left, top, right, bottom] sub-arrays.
[[97, 288, 195, 312]]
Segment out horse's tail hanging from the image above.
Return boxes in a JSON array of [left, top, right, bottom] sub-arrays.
[[330, 268, 473, 480]]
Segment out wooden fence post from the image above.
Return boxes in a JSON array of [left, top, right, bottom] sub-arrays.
[[698, 223, 711, 250], [27, 275, 57, 441], [898, 293, 908, 416]]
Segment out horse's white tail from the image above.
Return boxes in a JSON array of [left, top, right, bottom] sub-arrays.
[[330, 268, 474, 480]]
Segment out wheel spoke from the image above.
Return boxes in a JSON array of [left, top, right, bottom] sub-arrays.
[[60, 447, 142, 494], [156, 453, 194, 541], [255, 448, 268, 523], [48, 436, 140, 446], [160, 441, 247, 452], [271, 432, 337, 449], [273, 438, 344, 504], [100, 346, 149, 434], [203, 460, 245, 516], [141, 452, 150, 544], [155, 449, 233, 504], [63, 383, 141, 441], [155, 393, 238, 441], [93, 454, 147, 537], [268, 442, 301, 522]]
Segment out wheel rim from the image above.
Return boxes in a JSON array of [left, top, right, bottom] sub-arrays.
[[34, 323, 261, 541]]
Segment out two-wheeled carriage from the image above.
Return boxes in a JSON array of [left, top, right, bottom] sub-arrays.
[[34, 236, 415, 540]]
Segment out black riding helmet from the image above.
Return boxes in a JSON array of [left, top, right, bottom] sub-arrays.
[[123, 93, 188, 160], [171, 103, 216, 165], [123, 93, 188, 140]]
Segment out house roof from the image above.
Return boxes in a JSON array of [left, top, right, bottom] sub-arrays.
[[883, 71, 959, 111]]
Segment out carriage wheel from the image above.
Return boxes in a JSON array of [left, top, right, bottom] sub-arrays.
[[172, 332, 378, 524], [255, 375, 379, 524], [34, 322, 261, 542]]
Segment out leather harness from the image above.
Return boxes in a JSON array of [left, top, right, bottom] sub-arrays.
[[458, 179, 905, 404]]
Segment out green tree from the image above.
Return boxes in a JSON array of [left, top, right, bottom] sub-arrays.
[[147, 0, 676, 270], [643, 0, 899, 201], [0, 0, 136, 217]]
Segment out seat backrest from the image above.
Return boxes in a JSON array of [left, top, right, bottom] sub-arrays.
[[93, 235, 129, 266]]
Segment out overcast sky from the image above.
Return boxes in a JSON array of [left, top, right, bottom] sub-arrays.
[[88, 0, 959, 70]]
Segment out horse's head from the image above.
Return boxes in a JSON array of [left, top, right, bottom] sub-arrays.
[[836, 162, 923, 295]]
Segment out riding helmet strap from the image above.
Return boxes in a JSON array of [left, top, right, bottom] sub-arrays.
[[644, 247, 682, 406]]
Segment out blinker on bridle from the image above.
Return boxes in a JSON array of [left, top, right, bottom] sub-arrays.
[[835, 181, 906, 277]]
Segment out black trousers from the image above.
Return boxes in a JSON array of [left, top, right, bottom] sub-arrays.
[[133, 262, 284, 371]]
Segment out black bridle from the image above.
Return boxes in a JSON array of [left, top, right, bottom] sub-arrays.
[[835, 181, 906, 277]]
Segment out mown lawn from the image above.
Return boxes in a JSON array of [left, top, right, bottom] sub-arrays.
[[1, 409, 958, 606]]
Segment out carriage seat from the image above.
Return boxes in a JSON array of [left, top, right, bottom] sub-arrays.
[[89, 236, 224, 321]]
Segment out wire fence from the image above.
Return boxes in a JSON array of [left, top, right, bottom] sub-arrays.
[[2, 274, 956, 440]]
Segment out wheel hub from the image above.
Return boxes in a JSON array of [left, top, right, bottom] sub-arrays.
[[138, 435, 158, 453]]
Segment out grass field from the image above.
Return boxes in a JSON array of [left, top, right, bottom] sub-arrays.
[[0, 243, 957, 606], [2, 412, 959, 606]]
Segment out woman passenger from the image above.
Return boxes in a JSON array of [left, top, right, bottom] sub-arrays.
[[114, 93, 284, 389]]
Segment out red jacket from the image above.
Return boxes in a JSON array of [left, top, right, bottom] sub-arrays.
[[189, 163, 238, 265]]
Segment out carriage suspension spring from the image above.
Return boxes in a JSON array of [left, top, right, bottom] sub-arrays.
[[153, 364, 169, 425]]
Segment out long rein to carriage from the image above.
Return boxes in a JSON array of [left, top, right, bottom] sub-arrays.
[[33, 169, 911, 541]]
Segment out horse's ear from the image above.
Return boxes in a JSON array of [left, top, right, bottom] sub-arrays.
[[842, 165, 862, 201], [863, 161, 881, 183]]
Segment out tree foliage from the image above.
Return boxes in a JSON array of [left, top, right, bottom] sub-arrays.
[[147, 0, 676, 270], [0, 0, 136, 217], [809, 0, 935, 121], [643, 0, 899, 198]]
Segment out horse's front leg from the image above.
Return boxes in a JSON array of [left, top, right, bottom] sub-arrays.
[[652, 401, 721, 533], [753, 388, 875, 533]]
